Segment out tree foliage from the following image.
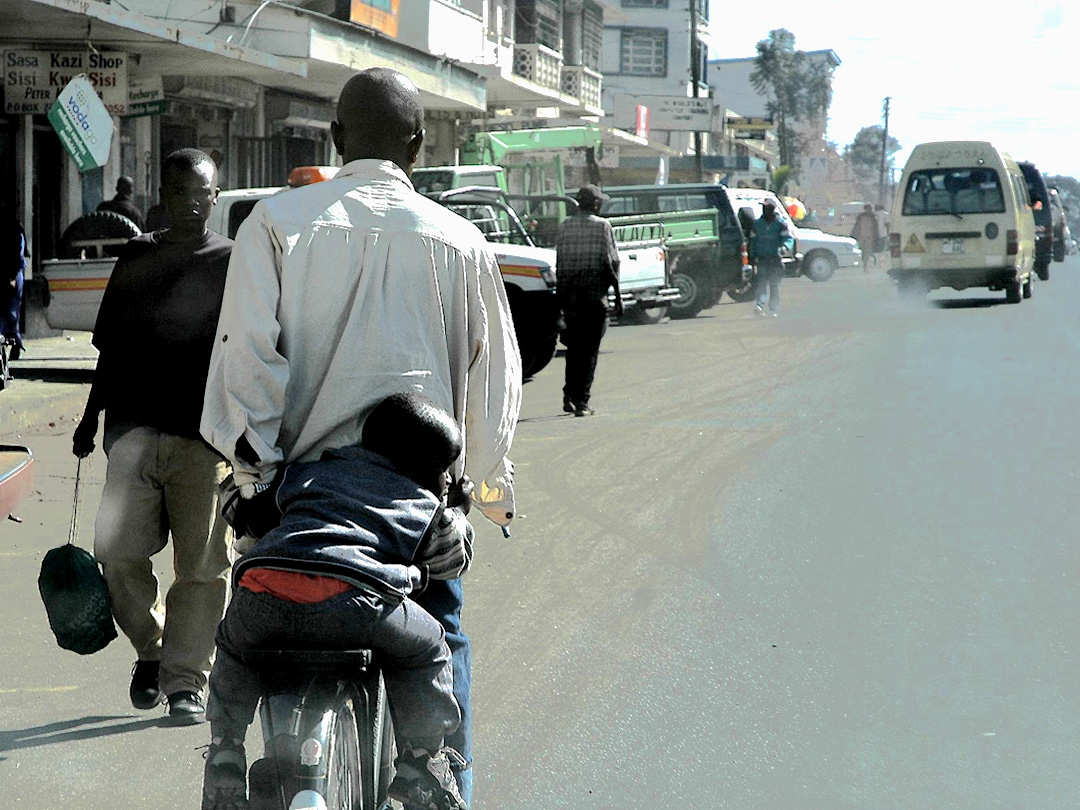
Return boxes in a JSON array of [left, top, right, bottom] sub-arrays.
[[749, 29, 835, 175], [1045, 174, 1080, 232], [843, 125, 902, 200], [771, 165, 794, 197]]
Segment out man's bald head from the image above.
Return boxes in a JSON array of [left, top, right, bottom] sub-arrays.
[[331, 68, 425, 170]]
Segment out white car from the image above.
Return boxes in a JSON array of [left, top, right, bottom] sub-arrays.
[[792, 224, 864, 281], [726, 188, 863, 281]]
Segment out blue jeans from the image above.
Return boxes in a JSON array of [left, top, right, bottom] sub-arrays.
[[754, 257, 783, 312], [413, 577, 472, 803]]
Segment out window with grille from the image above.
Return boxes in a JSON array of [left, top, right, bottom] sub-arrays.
[[535, 0, 561, 49], [516, 0, 561, 49], [620, 28, 667, 76]]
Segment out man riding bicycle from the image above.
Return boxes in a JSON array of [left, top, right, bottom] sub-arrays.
[[204, 393, 476, 810], [200, 67, 521, 807]]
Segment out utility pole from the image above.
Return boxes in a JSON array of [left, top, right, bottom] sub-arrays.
[[879, 96, 891, 207], [689, 0, 704, 182]]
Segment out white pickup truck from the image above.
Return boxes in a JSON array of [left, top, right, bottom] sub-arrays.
[[42, 180, 669, 379]]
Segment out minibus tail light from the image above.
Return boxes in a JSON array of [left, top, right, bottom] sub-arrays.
[[889, 232, 901, 258], [1006, 229, 1019, 256]]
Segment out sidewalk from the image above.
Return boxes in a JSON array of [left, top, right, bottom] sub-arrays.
[[0, 332, 97, 435]]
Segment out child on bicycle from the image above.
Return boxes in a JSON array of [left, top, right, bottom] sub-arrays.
[[203, 391, 474, 810]]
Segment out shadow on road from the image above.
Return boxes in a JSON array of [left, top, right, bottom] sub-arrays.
[[0, 715, 166, 752], [518, 414, 574, 424], [6, 367, 95, 384], [931, 298, 1008, 310]]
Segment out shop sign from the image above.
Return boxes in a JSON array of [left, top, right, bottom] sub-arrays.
[[124, 76, 165, 118], [613, 94, 712, 132], [47, 75, 114, 172], [4, 50, 128, 115]]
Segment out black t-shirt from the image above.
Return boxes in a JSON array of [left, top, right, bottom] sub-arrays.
[[92, 230, 233, 439]]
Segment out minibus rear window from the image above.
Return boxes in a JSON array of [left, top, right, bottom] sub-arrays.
[[902, 168, 1006, 216]]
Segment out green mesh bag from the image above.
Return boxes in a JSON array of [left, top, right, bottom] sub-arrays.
[[37, 459, 117, 655]]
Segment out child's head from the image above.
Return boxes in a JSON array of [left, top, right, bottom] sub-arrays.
[[361, 392, 462, 495]]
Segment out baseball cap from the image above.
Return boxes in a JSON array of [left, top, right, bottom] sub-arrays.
[[575, 184, 608, 207]]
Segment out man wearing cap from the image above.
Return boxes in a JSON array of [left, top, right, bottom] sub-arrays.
[[555, 185, 622, 417], [750, 199, 794, 317]]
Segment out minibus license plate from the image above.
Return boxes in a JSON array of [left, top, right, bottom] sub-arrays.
[[942, 237, 964, 254]]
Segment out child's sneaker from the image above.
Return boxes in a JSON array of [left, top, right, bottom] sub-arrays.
[[388, 748, 468, 810], [201, 738, 248, 810]]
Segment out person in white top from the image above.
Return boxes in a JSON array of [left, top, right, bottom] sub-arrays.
[[200, 67, 521, 806]]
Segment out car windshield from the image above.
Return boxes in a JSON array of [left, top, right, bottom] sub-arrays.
[[902, 168, 1006, 216], [411, 171, 457, 195]]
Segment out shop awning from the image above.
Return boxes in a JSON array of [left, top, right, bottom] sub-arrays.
[[0, 0, 309, 82]]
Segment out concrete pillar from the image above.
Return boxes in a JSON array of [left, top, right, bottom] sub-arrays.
[[17, 116, 33, 278], [135, 115, 153, 213], [563, 0, 583, 66], [103, 116, 121, 202]]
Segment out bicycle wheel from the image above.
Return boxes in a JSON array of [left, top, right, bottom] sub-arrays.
[[325, 692, 362, 810], [373, 676, 395, 807]]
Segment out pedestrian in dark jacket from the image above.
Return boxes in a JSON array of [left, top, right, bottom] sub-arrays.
[[750, 199, 794, 317], [556, 184, 622, 417], [2, 210, 27, 360], [203, 392, 473, 810], [852, 203, 878, 269], [97, 176, 145, 231]]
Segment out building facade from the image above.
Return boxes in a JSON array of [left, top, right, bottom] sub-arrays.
[[600, 0, 711, 156], [1, 0, 623, 294]]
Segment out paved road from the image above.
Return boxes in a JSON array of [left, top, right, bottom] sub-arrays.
[[3, 260, 1079, 808]]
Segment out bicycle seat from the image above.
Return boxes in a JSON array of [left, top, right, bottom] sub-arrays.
[[243, 649, 375, 671]]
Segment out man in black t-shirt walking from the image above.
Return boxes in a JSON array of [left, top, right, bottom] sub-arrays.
[[73, 149, 233, 725]]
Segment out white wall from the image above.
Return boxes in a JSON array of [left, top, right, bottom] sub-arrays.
[[709, 59, 768, 118], [398, 0, 486, 63]]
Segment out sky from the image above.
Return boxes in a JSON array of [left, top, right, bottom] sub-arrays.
[[708, 0, 1080, 178]]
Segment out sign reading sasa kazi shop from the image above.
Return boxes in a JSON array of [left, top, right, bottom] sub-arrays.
[[4, 50, 128, 115]]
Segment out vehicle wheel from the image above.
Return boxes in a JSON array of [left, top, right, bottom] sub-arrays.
[[668, 270, 708, 319], [1054, 242, 1066, 262], [325, 694, 363, 810], [623, 305, 668, 325], [803, 250, 838, 282], [1022, 276, 1033, 299], [1035, 260, 1050, 281], [1005, 278, 1022, 304], [520, 332, 558, 378], [726, 281, 756, 303], [57, 211, 141, 259]]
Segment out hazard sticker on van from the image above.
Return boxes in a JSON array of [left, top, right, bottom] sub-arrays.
[[905, 234, 926, 254]]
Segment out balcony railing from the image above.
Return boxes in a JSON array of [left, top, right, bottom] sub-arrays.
[[512, 42, 562, 92], [561, 65, 602, 109]]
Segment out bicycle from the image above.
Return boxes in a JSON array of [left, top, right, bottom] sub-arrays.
[[242, 647, 395, 810]]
